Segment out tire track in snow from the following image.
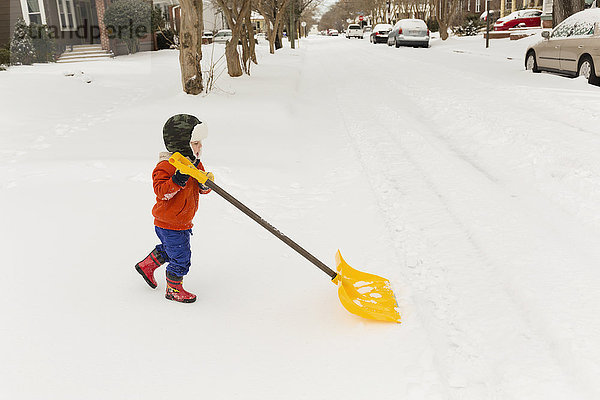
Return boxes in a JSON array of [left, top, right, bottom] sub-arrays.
[[297, 40, 451, 400], [308, 38, 597, 399], [353, 41, 600, 400]]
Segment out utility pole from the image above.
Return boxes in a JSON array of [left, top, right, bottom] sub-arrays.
[[289, 0, 295, 49], [486, 0, 490, 48]]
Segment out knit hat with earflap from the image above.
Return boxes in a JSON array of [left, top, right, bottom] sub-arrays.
[[162, 114, 201, 159]]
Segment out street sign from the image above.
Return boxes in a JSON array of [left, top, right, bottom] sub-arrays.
[[301, 21, 307, 27], [359, 15, 364, 21]]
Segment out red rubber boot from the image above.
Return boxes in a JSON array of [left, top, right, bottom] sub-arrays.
[[135, 249, 166, 289], [165, 272, 197, 303]]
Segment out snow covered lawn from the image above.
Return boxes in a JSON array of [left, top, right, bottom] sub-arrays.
[[1, 33, 600, 400]]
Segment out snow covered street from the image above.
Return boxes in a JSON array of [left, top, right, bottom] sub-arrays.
[[2, 34, 600, 399]]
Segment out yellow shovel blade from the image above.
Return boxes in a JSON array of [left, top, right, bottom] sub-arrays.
[[168, 152, 209, 184], [333, 251, 401, 323]]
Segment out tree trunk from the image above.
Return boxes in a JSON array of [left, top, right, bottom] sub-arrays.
[[215, 0, 251, 77], [265, 19, 275, 54], [240, 24, 250, 73], [438, 20, 449, 40], [553, 0, 585, 26], [178, 0, 203, 94], [225, 41, 243, 77], [245, 9, 257, 64]]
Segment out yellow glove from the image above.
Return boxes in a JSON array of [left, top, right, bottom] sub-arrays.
[[206, 172, 215, 182]]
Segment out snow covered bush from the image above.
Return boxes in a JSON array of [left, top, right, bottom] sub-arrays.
[[156, 28, 176, 50], [0, 45, 9, 70], [427, 18, 439, 33], [29, 23, 58, 63], [10, 18, 35, 65], [453, 14, 483, 36], [103, 0, 151, 54]]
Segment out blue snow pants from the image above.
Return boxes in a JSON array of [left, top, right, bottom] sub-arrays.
[[154, 226, 193, 277]]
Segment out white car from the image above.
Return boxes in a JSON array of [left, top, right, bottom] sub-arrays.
[[201, 30, 213, 44], [328, 29, 339, 36], [346, 24, 363, 39], [387, 19, 430, 48], [212, 29, 232, 43]]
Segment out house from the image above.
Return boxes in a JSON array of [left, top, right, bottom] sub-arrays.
[[151, 0, 225, 35], [0, 0, 227, 56], [1, 0, 108, 50]]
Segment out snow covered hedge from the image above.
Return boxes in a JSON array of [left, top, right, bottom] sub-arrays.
[[103, 0, 152, 54], [0, 46, 9, 70]]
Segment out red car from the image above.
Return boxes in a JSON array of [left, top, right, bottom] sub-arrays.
[[493, 9, 542, 31]]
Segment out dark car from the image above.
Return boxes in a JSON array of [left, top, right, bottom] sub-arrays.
[[370, 24, 393, 44]]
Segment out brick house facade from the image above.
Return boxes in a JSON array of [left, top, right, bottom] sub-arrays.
[[0, 0, 157, 54]]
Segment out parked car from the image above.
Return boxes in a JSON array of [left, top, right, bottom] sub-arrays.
[[525, 8, 600, 85], [479, 10, 499, 23], [370, 23, 393, 43], [202, 30, 213, 44], [493, 9, 542, 31], [328, 29, 339, 36], [212, 29, 232, 43], [256, 32, 267, 42], [387, 19, 430, 48], [346, 24, 364, 39], [363, 25, 372, 33]]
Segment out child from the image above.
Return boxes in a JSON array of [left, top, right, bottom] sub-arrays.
[[135, 114, 213, 303]]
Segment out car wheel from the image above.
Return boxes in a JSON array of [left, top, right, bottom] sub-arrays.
[[525, 51, 540, 73], [578, 56, 599, 85]]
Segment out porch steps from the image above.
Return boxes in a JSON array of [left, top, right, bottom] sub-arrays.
[[57, 44, 114, 63]]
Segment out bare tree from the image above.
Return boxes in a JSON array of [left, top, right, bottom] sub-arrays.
[[214, 0, 252, 77], [179, 0, 204, 94], [434, 0, 459, 40], [256, 0, 293, 53]]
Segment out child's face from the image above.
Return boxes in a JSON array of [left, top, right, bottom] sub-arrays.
[[190, 141, 203, 158]]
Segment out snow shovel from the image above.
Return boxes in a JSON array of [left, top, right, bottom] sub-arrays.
[[169, 152, 401, 323]]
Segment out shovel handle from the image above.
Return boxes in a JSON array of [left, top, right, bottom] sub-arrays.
[[168, 152, 337, 279], [203, 178, 338, 280]]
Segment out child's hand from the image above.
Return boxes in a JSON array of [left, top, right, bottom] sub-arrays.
[[172, 170, 190, 187], [206, 172, 215, 182], [199, 183, 212, 195]]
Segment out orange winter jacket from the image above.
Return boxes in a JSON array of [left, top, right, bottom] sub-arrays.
[[152, 156, 207, 230]]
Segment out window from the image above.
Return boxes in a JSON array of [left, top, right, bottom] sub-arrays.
[[20, 0, 46, 24], [552, 21, 574, 38], [571, 21, 594, 36], [56, 0, 77, 31], [523, 10, 541, 17], [476, 0, 481, 12]]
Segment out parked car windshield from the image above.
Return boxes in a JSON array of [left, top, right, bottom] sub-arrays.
[[348, 25, 361, 30]]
